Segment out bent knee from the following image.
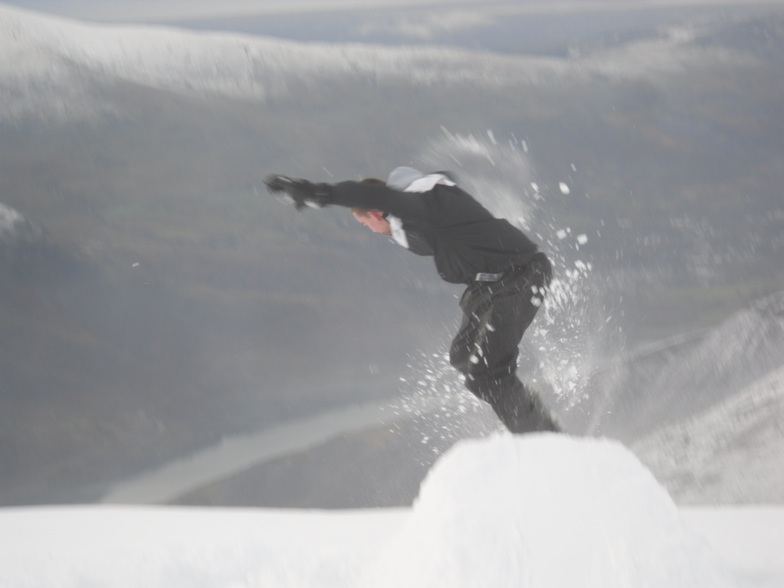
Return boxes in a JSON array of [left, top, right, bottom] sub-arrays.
[[448, 343, 471, 373]]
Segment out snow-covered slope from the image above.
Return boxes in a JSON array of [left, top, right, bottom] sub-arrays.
[[1, 435, 782, 588], [592, 291, 784, 441], [635, 364, 784, 504], [0, 2, 755, 122], [648, 292, 784, 420], [0, 2, 565, 121]]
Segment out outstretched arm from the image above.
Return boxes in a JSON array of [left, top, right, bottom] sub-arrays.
[[329, 181, 427, 220], [263, 175, 331, 210], [264, 175, 427, 221]]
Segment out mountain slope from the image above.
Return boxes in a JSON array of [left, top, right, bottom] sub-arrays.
[[1, 2, 783, 510], [0, 2, 564, 122], [588, 290, 784, 440], [634, 364, 784, 504], [0, 2, 758, 123]]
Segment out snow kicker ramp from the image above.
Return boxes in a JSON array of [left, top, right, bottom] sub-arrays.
[[365, 434, 733, 588], [0, 435, 755, 587]]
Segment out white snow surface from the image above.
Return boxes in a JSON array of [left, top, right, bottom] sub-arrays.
[[2, 435, 782, 588], [0, 2, 757, 122], [0, 2, 566, 121]]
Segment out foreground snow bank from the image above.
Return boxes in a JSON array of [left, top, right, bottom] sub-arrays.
[[366, 434, 733, 588], [1, 435, 779, 588]]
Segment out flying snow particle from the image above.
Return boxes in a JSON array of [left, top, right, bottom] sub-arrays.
[[559, 182, 571, 195], [577, 234, 588, 245]]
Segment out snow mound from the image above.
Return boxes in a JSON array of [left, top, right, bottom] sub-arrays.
[[365, 434, 733, 588]]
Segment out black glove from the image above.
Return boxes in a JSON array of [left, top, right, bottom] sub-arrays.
[[264, 175, 331, 210]]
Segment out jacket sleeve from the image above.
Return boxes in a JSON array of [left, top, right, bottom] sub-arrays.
[[325, 181, 428, 221]]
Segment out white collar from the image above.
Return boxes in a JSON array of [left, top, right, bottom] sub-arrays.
[[388, 215, 408, 249]]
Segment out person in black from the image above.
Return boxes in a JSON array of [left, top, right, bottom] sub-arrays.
[[265, 167, 560, 434]]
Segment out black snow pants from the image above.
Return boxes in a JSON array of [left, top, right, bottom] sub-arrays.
[[449, 252, 559, 433]]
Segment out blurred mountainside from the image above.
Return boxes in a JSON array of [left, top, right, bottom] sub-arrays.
[[0, 2, 783, 506], [587, 289, 784, 437], [173, 289, 784, 509]]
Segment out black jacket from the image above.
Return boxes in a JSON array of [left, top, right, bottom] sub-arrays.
[[325, 179, 540, 285]]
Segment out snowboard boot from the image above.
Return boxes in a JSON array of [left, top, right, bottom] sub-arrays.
[[492, 379, 562, 434]]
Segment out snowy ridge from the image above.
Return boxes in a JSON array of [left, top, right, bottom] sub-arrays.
[[0, 3, 755, 122], [589, 290, 784, 440], [580, 21, 755, 79], [4, 435, 781, 588], [660, 292, 784, 394], [634, 364, 784, 504], [0, 2, 566, 121], [644, 291, 784, 423]]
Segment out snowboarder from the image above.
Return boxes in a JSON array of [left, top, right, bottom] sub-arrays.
[[264, 167, 560, 434]]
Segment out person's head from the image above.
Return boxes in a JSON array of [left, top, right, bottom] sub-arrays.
[[352, 207, 390, 235]]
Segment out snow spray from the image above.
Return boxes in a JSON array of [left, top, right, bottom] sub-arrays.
[[392, 128, 625, 437]]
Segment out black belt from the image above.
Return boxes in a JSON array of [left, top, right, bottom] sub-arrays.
[[475, 254, 545, 283]]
